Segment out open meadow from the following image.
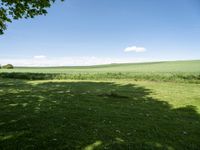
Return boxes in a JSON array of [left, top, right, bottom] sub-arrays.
[[1, 60, 200, 83], [0, 60, 200, 149]]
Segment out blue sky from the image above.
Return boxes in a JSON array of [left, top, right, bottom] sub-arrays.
[[0, 0, 200, 66]]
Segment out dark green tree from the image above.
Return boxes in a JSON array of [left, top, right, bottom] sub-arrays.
[[2, 64, 14, 69], [0, 0, 63, 34]]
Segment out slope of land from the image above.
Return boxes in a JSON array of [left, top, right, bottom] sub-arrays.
[[1, 60, 200, 83], [0, 60, 200, 149], [1, 60, 200, 73]]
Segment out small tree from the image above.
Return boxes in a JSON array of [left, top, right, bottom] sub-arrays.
[[2, 64, 14, 69]]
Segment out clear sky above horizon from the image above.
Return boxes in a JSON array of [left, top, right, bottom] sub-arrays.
[[0, 0, 200, 66]]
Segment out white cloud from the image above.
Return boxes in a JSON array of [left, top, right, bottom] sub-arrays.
[[124, 46, 146, 52], [0, 56, 151, 67], [33, 55, 47, 59]]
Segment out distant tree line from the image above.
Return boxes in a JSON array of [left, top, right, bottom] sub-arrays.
[[0, 64, 14, 69]]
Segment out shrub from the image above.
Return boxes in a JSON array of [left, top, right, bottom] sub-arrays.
[[2, 64, 14, 69]]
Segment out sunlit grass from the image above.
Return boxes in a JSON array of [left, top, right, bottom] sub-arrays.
[[1, 60, 200, 83], [0, 79, 200, 149]]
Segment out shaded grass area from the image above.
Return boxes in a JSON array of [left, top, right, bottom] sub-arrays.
[[0, 72, 200, 83], [0, 79, 200, 149]]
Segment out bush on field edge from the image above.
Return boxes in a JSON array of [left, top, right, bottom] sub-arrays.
[[1, 64, 14, 69]]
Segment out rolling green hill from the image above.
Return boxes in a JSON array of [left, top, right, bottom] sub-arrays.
[[0, 60, 200, 83], [1, 60, 200, 149], [1, 60, 200, 73]]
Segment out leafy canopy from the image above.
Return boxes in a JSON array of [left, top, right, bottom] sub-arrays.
[[0, 0, 63, 34]]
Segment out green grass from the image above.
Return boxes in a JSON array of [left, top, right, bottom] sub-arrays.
[[1, 60, 200, 83], [1, 60, 200, 73], [0, 79, 200, 149], [0, 60, 200, 149]]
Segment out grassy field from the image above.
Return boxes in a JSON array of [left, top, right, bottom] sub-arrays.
[[1, 60, 200, 73], [0, 60, 200, 149], [0, 60, 200, 83]]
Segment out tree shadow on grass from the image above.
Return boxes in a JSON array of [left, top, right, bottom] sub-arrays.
[[0, 80, 200, 150]]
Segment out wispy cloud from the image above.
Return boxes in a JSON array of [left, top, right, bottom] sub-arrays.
[[33, 55, 47, 59], [0, 56, 150, 67], [124, 46, 146, 52]]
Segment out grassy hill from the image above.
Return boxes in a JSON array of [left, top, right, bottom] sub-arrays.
[[1, 60, 200, 149], [0, 60, 200, 83], [1, 60, 200, 73]]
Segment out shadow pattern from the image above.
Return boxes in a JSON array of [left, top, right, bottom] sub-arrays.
[[0, 80, 200, 150]]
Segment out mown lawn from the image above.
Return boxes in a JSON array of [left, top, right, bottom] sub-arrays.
[[0, 79, 200, 149]]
